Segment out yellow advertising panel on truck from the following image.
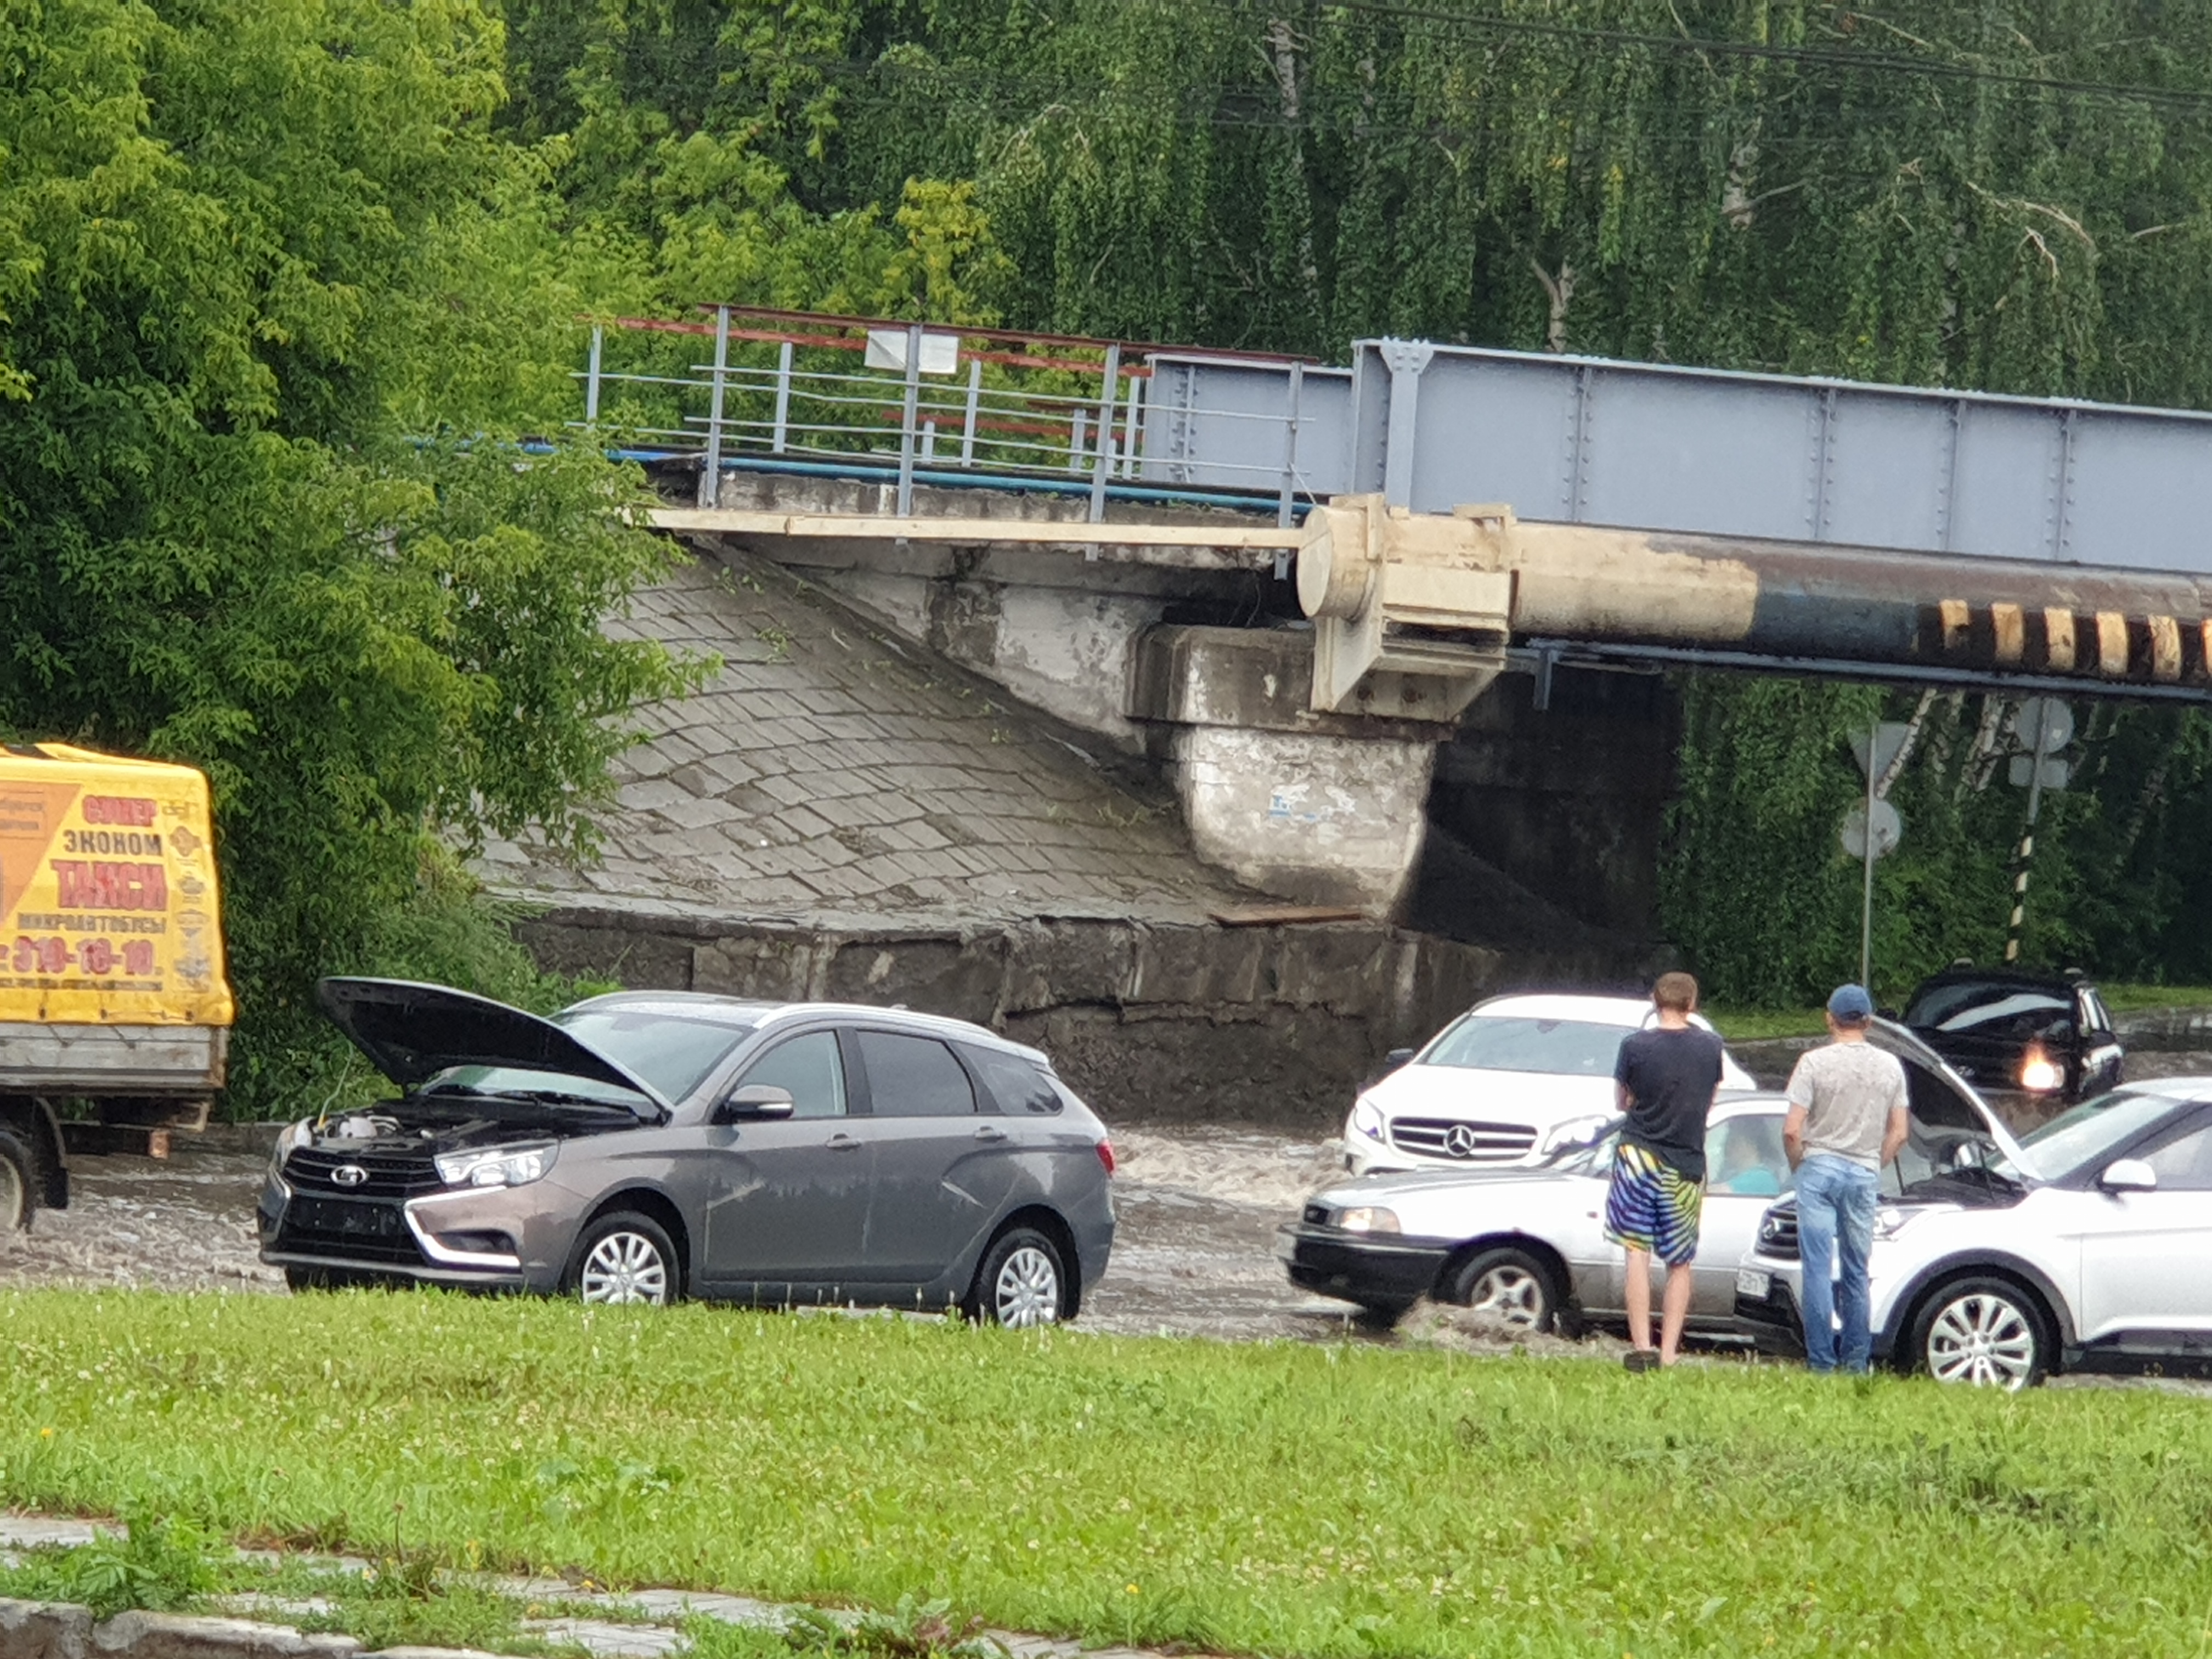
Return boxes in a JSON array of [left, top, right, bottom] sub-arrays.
[[0, 744, 233, 1026], [0, 745, 232, 1228]]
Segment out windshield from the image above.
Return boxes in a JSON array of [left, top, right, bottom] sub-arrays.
[[557, 1008, 755, 1101], [2016, 1088, 2185, 1181], [428, 1008, 756, 1106], [1422, 1016, 1628, 1076], [1904, 981, 2072, 1040]]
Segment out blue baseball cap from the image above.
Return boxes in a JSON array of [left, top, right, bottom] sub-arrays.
[[1827, 984, 1876, 1022]]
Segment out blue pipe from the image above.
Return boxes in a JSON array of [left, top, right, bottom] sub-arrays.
[[581, 447, 1312, 520]]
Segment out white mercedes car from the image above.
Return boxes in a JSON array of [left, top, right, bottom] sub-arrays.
[[1735, 1060, 2212, 1389], [1342, 994, 1757, 1177]]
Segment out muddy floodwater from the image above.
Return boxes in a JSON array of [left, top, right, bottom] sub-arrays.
[[0, 1121, 1372, 1339]]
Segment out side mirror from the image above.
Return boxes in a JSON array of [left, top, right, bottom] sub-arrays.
[[1384, 1048, 1416, 1070], [2099, 1158, 2157, 1194], [718, 1084, 795, 1122]]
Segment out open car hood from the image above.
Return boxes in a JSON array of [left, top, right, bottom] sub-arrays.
[[317, 977, 664, 1113], [1868, 1017, 2035, 1178]]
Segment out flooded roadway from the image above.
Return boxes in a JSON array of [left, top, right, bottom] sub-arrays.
[[10, 1049, 2212, 1371], [0, 1122, 1368, 1340]]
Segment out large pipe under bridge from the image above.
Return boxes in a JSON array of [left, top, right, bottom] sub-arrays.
[[654, 495, 2212, 718]]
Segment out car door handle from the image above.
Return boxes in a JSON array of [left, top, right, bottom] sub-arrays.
[[974, 1125, 1009, 1142], [826, 1133, 864, 1153]]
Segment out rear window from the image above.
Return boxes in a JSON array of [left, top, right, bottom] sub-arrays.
[[1421, 1016, 1627, 1076]]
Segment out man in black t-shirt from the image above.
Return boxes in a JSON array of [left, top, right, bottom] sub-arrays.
[[1604, 971, 1726, 1372]]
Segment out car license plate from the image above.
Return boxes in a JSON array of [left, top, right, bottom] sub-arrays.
[[1272, 1228, 1299, 1263], [296, 1197, 403, 1239], [1736, 1267, 1770, 1299]]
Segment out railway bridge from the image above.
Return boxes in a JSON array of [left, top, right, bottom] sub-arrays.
[[495, 308, 2212, 1121]]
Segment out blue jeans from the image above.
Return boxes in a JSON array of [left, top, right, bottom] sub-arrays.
[[1795, 1153, 1880, 1374]]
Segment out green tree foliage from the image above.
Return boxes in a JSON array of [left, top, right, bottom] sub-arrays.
[[0, 0, 695, 1107]]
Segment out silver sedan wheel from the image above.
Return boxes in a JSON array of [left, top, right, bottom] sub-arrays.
[[992, 1245, 1061, 1328], [579, 1231, 670, 1305], [1464, 1265, 1544, 1327], [1926, 1290, 2037, 1389], [0, 1156, 23, 1233]]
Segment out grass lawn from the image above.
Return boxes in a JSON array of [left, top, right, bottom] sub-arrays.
[[1703, 1007, 1827, 1042], [5, 1289, 2211, 1657]]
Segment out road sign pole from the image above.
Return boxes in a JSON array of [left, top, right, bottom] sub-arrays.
[[2004, 701, 2052, 965], [1861, 720, 1877, 991]]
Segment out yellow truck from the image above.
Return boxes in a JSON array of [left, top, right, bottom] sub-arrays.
[[0, 744, 233, 1228]]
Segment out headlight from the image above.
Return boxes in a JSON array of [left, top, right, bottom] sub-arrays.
[[2019, 1047, 2064, 1093], [270, 1119, 310, 1178], [435, 1142, 558, 1188], [1348, 1098, 1386, 1142], [1542, 1115, 1609, 1154], [1335, 1205, 1400, 1234], [1872, 1205, 1918, 1240]]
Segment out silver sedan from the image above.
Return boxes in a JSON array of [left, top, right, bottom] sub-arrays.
[[1277, 1093, 1795, 1331]]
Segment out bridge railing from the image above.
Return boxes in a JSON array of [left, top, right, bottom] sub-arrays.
[[575, 306, 1333, 524]]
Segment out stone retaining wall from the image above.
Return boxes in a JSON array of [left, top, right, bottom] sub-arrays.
[[521, 906, 1665, 1127]]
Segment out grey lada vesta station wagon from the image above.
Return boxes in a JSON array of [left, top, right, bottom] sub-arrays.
[[257, 979, 1117, 1325]]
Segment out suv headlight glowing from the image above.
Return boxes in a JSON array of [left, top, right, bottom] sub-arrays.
[[1349, 1097, 1386, 1142], [435, 1142, 558, 1189], [2019, 1046, 2064, 1093], [1335, 1205, 1400, 1234]]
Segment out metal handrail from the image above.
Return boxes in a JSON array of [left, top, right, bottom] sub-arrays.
[[573, 307, 1326, 527]]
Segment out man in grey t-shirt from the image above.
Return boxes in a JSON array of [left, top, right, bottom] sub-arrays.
[[1783, 984, 1910, 1374]]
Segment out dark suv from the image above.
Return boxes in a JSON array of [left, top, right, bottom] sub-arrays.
[[257, 979, 1117, 1324], [1900, 966, 2123, 1105]]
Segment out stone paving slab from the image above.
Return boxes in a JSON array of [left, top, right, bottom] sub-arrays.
[[486, 549, 1250, 927], [2, 1515, 1231, 1659]]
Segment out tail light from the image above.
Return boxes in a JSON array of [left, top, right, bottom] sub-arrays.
[[1094, 1138, 1116, 1176]]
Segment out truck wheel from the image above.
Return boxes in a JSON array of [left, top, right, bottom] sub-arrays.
[[0, 1130, 33, 1232]]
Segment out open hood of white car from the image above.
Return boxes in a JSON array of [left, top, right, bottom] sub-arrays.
[[1868, 1017, 2036, 1177]]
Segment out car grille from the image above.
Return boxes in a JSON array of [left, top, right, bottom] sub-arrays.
[[1388, 1118, 1538, 1162], [274, 1195, 424, 1266], [283, 1146, 443, 1200], [1757, 1207, 1801, 1260]]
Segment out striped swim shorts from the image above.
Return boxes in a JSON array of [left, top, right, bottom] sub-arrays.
[[1603, 1142, 1705, 1267]]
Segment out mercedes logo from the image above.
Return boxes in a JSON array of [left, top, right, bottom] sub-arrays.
[[1443, 1124, 1481, 1158], [332, 1165, 369, 1188]]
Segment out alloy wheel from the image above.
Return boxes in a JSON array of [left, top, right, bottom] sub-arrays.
[[992, 1245, 1060, 1328], [1926, 1291, 2037, 1390], [1464, 1264, 1544, 1327], [579, 1231, 670, 1305]]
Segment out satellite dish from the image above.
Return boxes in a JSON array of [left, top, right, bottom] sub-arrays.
[[1839, 799, 1903, 861]]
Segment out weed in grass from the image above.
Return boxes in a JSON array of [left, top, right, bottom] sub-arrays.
[[0, 1509, 221, 1620], [785, 1596, 1007, 1658]]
